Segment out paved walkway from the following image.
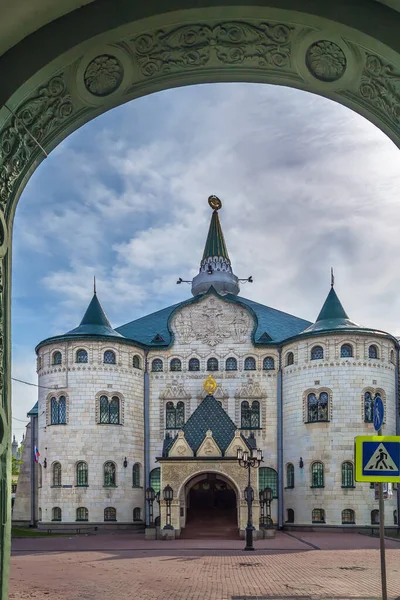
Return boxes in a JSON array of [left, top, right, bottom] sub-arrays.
[[9, 531, 400, 600]]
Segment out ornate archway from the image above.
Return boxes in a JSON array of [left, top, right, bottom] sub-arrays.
[[2, 1, 400, 594]]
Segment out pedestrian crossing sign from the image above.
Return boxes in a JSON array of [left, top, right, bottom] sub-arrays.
[[355, 436, 400, 482]]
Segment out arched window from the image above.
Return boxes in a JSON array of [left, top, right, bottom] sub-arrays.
[[149, 468, 161, 493], [286, 352, 294, 366], [286, 463, 294, 488], [76, 507, 88, 521], [263, 357, 274, 370], [188, 358, 200, 371], [52, 351, 62, 365], [76, 349, 88, 363], [259, 467, 278, 498], [311, 345, 324, 360], [166, 402, 176, 429], [371, 509, 379, 524], [151, 358, 163, 372], [50, 395, 67, 425], [207, 357, 218, 371], [38, 507, 42, 521], [104, 350, 116, 364], [99, 395, 120, 424], [52, 507, 61, 521], [104, 462, 116, 487], [132, 355, 141, 369], [311, 462, 324, 488], [132, 463, 140, 488], [76, 461, 88, 486], [244, 357, 256, 370], [176, 401, 185, 428], [170, 358, 181, 371], [341, 462, 354, 488], [391, 350, 395, 364], [104, 507, 116, 521], [226, 357, 237, 371], [340, 343, 353, 357], [369, 344, 378, 359], [286, 509, 294, 523], [52, 462, 62, 487], [241, 401, 258, 429], [342, 509, 355, 524], [251, 401, 260, 428], [307, 392, 328, 422], [312, 509, 325, 523], [394, 510, 398, 525], [133, 507, 141, 521], [364, 391, 373, 422], [38, 463, 42, 488]]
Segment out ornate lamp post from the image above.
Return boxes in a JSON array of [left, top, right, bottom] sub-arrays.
[[145, 487, 155, 527], [237, 447, 263, 551], [163, 485, 174, 530], [259, 488, 267, 528], [265, 487, 273, 528]]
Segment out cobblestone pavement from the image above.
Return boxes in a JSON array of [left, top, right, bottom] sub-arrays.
[[9, 532, 400, 600]]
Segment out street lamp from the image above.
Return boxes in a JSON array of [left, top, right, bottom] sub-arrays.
[[237, 447, 263, 551], [145, 487, 155, 527], [163, 484, 174, 530], [259, 488, 267, 528], [264, 487, 273, 528]]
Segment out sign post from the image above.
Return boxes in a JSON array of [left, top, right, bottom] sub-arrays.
[[377, 426, 387, 600]]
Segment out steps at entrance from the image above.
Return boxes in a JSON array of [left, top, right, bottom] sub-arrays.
[[181, 509, 239, 539]]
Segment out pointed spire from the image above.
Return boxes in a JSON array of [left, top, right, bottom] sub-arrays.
[[202, 196, 230, 262], [94, 275, 97, 295], [331, 267, 334, 288], [316, 287, 349, 322], [65, 288, 123, 338], [302, 278, 361, 334]]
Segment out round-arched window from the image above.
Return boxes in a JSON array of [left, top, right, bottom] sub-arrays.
[[311, 346, 324, 360], [132, 355, 141, 369], [286, 352, 294, 366], [263, 357, 274, 370], [226, 357, 237, 371], [76, 349, 88, 363], [244, 357, 256, 370], [207, 357, 218, 371], [369, 344, 378, 359], [340, 344, 353, 358], [170, 358, 181, 372], [151, 358, 163, 372], [52, 351, 62, 365], [188, 358, 200, 371], [104, 350, 116, 364]]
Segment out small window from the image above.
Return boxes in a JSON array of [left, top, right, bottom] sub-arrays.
[[340, 343, 353, 358], [76, 507, 88, 522], [151, 358, 163, 372], [76, 461, 88, 486], [207, 357, 218, 371], [286, 463, 294, 488], [52, 462, 62, 487], [259, 467, 278, 498], [76, 349, 88, 363], [307, 392, 328, 422], [263, 356, 274, 370], [394, 510, 398, 525], [369, 345, 378, 359], [52, 351, 62, 365], [286, 508, 294, 523], [226, 357, 237, 371], [170, 358, 181, 372], [342, 509, 355, 524], [149, 468, 160, 493], [104, 350, 116, 364], [312, 508, 325, 523], [371, 509, 379, 524], [390, 350, 395, 364], [311, 462, 324, 488], [244, 357, 256, 370], [38, 507, 42, 521], [99, 395, 120, 424], [132, 355, 141, 369], [104, 462, 116, 487], [286, 352, 294, 366], [132, 463, 140, 488], [341, 462, 354, 488], [241, 400, 260, 429], [188, 358, 200, 371], [104, 507, 116, 521], [52, 507, 61, 522], [311, 345, 324, 360], [133, 507, 141, 521]]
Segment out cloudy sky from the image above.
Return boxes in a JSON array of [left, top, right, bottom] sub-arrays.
[[11, 82, 400, 438]]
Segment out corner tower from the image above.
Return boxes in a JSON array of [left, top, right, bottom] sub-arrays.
[[191, 196, 240, 297]]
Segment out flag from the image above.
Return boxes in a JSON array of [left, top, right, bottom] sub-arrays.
[[34, 446, 40, 463]]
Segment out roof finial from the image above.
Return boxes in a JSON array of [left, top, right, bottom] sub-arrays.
[[94, 275, 97, 295], [208, 195, 222, 212], [331, 267, 334, 288]]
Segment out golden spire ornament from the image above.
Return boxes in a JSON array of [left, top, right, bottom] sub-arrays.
[[203, 375, 217, 395], [208, 195, 222, 211]]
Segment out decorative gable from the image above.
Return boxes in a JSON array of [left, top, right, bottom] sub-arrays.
[[225, 430, 249, 458], [235, 380, 266, 399], [168, 431, 194, 457], [196, 430, 222, 457], [160, 381, 191, 400]]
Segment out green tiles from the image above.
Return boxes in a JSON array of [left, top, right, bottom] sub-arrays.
[[202, 210, 230, 261]]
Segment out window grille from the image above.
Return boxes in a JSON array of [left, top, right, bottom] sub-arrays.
[[369, 345, 378, 359], [152, 358, 163, 372], [104, 507, 116, 521], [311, 462, 324, 487], [99, 395, 120, 424], [176, 401, 185, 428], [53, 351, 62, 365], [263, 356, 274, 370], [77, 462, 88, 486], [307, 392, 328, 422], [259, 467, 278, 498], [340, 344, 353, 358], [104, 462, 116, 487], [286, 352, 294, 366], [132, 463, 140, 488], [188, 358, 200, 371], [76, 507, 88, 521], [52, 507, 61, 521], [132, 355, 141, 369], [104, 350, 116, 364], [52, 462, 62, 487], [207, 357, 218, 371], [170, 358, 181, 372], [149, 468, 160, 493], [312, 508, 325, 523], [286, 463, 294, 488], [50, 395, 67, 425], [311, 346, 324, 360], [226, 357, 237, 371], [342, 509, 355, 524], [244, 357, 256, 370], [341, 462, 354, 488], [76, 349, 88, 363]]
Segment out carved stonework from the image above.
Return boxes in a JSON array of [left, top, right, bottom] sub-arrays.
[[172, 296, 252, 347], [306, 40, 346, 82], [357, 54, 400, 127], [160, 381, 191, 400], [197, 430, 222, 457], [169, 431, 193, 457], [225, 430, 248, 457], [235, 380, 266, 399], [133, 22, 293, 78], [84, 55, 124, 96]]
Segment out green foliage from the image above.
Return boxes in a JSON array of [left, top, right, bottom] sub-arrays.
[[12, 456, 22, 476]]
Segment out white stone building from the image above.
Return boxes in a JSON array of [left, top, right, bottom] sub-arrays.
[[26, 197, 399, 535]]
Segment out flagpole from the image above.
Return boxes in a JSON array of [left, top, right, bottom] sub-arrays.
[[378, 427, 387, 600]]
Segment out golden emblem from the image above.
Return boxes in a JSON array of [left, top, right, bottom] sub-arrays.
[[208, 195, 222, 211], [203, 375, 217, 395]]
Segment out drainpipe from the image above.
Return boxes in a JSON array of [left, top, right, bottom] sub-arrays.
[[30, 414, 36, 526], [396, 345, 399, 533], [143, 350, 150, 525], [277, 347, 283, 529]]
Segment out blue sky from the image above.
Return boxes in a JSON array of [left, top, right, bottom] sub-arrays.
[[11, 82, 400, 437]]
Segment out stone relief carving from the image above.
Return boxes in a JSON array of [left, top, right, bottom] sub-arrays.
[[160, 380, 191, 399], [306, 40, 346, 82], [84, 55, 124, 96], [357, 54, 400, 127], [172, 297, 252, 347], [133, 22, 293, 78], [235, 380, 266, 399]]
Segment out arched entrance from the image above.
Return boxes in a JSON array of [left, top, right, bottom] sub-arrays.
[[182, 473, 238, 539]]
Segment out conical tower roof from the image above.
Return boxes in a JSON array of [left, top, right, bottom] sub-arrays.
[[202, 209, 230, 262], [302, 284, 362, 334], [65, 293, 123, 338]]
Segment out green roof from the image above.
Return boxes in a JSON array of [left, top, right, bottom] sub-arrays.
[[302, 287, 362, 334], [202, 210, 230, 261], [27, 402, 38, 416]]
